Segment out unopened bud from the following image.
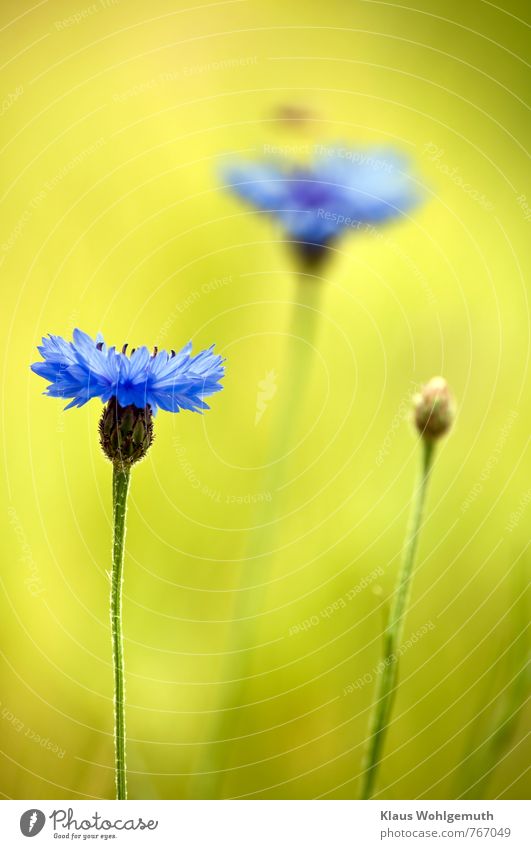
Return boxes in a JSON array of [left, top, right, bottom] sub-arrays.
[[99, 399, 154, 466], [413, 377, 454, 440]]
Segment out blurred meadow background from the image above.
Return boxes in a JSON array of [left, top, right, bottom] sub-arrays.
[[0, 0, 529, 800]]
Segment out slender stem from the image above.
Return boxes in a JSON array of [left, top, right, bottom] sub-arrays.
[[361, 438, 436, 800], [111, 462, 131, 800], [191, 268, 324, 798]]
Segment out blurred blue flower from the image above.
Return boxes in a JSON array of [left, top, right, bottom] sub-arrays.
[[31, 329, 225, 414], [221, 144, 421, 260]]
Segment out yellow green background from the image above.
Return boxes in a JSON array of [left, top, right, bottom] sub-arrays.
[[1, 0, 529, 799]]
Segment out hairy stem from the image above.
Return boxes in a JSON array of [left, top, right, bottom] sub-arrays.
[[361, 438, 435, 799], [111, 462, 131, 800]]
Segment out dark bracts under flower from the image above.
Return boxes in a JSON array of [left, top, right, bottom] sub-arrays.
[[99, 400, 154, 466], [32, 329, 225, 467]]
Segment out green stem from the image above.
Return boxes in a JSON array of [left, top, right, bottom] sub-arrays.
[[191, 269, 324, 798], [111, 462, 131, 800], [361, 438, 435, 800]]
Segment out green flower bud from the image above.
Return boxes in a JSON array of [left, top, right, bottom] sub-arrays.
[[413, 377, 454, 440], [99, 399, 154, 466]]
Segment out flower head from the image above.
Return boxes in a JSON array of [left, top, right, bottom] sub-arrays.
[[31, 329, 225, 414], [221, 144, 421, 263], [413, 377, 454, 440]]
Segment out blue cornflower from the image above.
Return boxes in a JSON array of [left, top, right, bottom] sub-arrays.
[[31, 328, 224, 414], [31, 328, 226, 799], [221, 144, 421, 262]]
